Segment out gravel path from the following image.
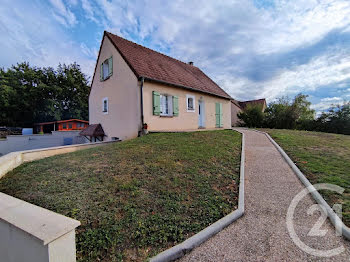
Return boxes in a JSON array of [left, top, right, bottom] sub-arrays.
[[180, 129, 350, 261]]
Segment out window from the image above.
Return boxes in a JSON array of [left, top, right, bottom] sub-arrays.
[[160, 94, 173, 116], [68, 123, 72, 129], [62, 123, 67, 129], [153, 91, 179, 116], [100, 56, 113, 81], [186, 95, 195, 112], [102, 97, 108, 114]]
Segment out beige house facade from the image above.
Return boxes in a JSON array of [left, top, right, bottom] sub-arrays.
[[89, 32, 232, 141]]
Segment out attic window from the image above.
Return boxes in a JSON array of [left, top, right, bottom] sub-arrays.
[[100, 56, 113, 81], [186, 95, 195, 112]]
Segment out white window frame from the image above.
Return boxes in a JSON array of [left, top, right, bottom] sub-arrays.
[[186, 94, 195, 112], [160, 94, 173, 116], [102, 97, 109, 114]]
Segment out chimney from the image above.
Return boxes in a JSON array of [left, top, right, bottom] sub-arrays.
[[188, 61, 194, 65]]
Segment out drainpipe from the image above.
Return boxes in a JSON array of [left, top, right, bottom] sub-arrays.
[[140, 77, 145, 133]]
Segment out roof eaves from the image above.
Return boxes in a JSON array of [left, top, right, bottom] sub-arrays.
[[143, 77, 232, 100]]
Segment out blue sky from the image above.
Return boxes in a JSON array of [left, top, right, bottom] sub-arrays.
[[1, 0, 350, 113]]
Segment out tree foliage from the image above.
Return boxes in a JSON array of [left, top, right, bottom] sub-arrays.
[[264, 94, 315, 129], [0, 62, 90, 127], [238, 93, 350, 135], [238, 104, 265, 128], [313, 102, 350, 135]]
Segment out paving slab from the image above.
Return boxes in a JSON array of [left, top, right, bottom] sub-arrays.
[[180, 129, 350, 261]]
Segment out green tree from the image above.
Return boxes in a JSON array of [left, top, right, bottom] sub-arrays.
[[0, 62, 90, 127], [264, 94, 315, 129], [316, 102, 350, 135], [238, 104, 265, 128]]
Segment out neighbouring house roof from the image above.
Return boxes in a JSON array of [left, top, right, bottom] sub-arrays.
[[103, 31, 232, 99], [79, 124, 105, 137], [55, 119, 89, 124], [231, 99, 242, 109], [238, 98, 267, 110]]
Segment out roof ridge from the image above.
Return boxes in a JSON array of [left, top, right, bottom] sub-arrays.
[[105, 31, 196, 68]]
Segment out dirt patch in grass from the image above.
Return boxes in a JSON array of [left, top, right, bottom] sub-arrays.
[[0, 130, 241, 262], [263, 129, 350, 227]]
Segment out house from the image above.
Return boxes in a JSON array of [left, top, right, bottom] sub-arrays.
[[34, 119, 89, 133], [89, 31, 233, 141], [231, 98, 267, 126]]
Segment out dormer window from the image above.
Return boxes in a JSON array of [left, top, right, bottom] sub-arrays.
[[100, 56, 113, 81]]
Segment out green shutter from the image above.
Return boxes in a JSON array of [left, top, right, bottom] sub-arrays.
[[108, 56, 113, 77], [100, 63, 103, 81], [215, 103, 220, 127], [173, 96, 179, 116], [219, 103, 223, 127], [153, 91, 160, 115]]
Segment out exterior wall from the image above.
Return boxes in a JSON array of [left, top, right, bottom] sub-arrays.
[[89, 36, 141, 141], [58, 121, 88, 131], [143, 82, 231, 131], [0, 131, 87, 157], [231, 102, 243, 127]]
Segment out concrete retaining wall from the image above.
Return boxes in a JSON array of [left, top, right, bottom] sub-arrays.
[[0, 131, 88, 156], [0, 193, 80, 262], [0, 140, 116, 179], [0, 140, 118, 261]]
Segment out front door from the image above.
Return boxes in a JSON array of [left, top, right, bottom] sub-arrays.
[[198, 100, 205, 128]]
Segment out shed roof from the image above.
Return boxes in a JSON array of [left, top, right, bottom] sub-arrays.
[[80, 124, 105, 137]]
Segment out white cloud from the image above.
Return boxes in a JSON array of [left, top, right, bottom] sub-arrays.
[[2, 0, 350, 103], [92, 0, 350, 102], [81, 0, 98, 23], [215, 50, 350, 102], [49, 0, 77, 27], [0, 0, 94, 77], [311, 96, 345, 111]]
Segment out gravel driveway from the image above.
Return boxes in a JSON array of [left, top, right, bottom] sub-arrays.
[[180, 129, 350, 261]]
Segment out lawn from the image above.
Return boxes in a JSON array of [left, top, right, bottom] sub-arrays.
[[264, 129, 350, 226], [0, 130, 241, 262]]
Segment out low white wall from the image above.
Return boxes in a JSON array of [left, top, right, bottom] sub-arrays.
[[0, 140, 118, 262], [0, 193, 79, 262], [0, 140, 116, 178], [0, 131, 88, 156]]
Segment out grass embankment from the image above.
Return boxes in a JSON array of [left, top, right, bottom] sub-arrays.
[[264, 129, 350, 226], [0, 130, 241, 262]]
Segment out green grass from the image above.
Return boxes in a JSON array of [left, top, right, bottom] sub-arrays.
[[263, 129, 350, 226], [0, 130, 241, 262]]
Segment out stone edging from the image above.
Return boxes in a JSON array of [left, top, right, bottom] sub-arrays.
[[253, 129, 350, 240], [150, 130, 246, 262]]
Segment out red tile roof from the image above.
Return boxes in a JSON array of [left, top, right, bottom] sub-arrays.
[[105, 31, 231, 99]]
